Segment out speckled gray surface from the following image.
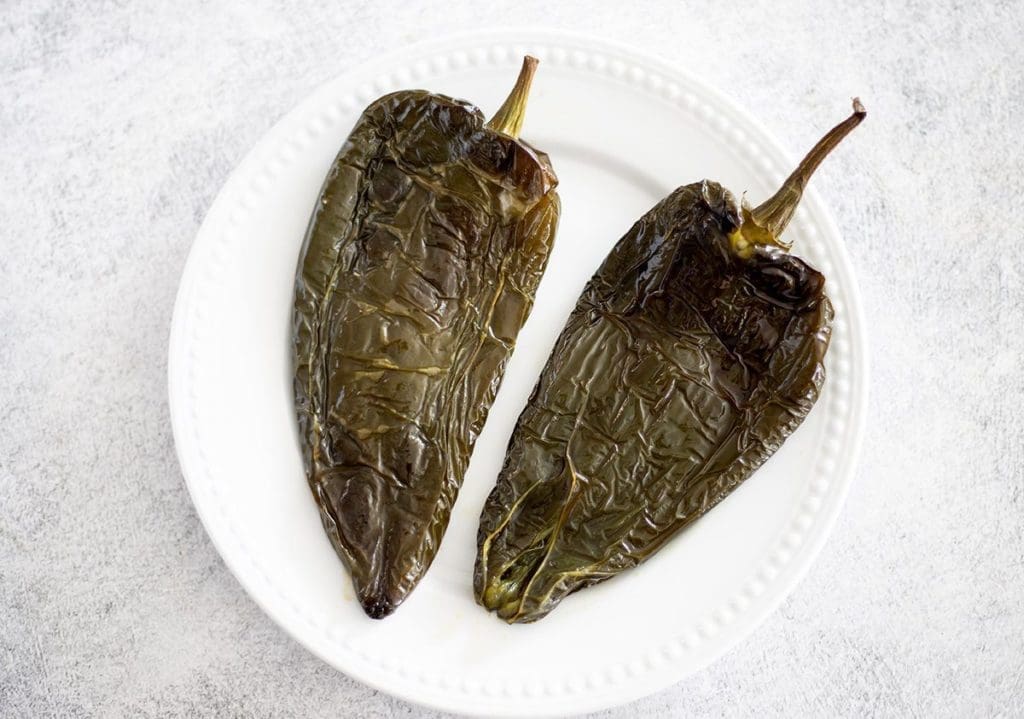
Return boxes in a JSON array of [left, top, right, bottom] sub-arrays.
[[2, 1, 1023, 716]]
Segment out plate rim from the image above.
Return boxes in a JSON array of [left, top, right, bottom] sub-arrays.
[[168, 28, 868, 717]]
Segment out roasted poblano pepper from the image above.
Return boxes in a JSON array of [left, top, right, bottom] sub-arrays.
[[475, 101, 865, 623], [294, 57, 559, 618]]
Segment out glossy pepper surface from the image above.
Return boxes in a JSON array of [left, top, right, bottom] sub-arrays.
[[293, 57, 559, 618], [475, 101, 865, 623]]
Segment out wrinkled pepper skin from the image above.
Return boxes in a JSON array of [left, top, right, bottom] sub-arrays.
[[475, 181, 832, 623], [294, 87, 559, 618], [471, 181, 831, 626], [474, 99, 865, 624]]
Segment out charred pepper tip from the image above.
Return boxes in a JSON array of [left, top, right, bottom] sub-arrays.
[[486, 55, 540, 139], [733, 98, 866, 256]]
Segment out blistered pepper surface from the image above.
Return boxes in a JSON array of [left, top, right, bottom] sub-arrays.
[[476, 181, 831, 623], [294, 91, 559, 618]]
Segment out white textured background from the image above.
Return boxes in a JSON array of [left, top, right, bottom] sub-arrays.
[[3, 1, 1023, 717]]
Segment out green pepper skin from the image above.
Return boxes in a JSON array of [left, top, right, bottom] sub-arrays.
[[294, 90, 559, 619], [474, 181, 831, 623]]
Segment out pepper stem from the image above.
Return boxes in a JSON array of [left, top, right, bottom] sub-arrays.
[[736, 98, 866, 254], [486, 56, 540, 139]]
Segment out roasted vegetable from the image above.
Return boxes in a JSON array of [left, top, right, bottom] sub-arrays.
[[293, 57, 559, 619], [475, 100, 865, 623]]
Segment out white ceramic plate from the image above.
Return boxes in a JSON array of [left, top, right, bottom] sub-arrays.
[[169, 30, 866, 717]]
